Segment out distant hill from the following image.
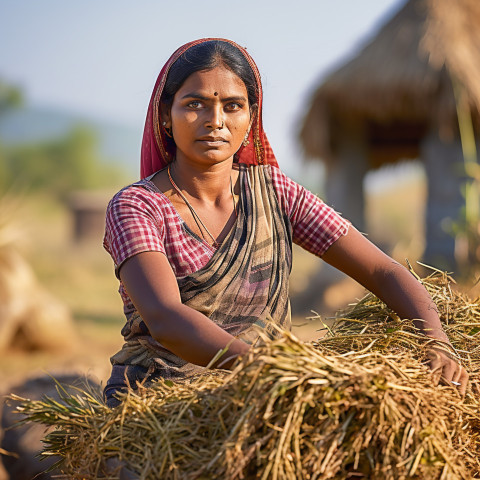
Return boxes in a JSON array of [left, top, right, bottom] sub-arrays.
[[0, 105, 142, 175]]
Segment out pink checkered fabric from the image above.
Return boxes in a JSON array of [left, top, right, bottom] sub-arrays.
[[268, 166, 350, 257], [104, 165, 350, 310]]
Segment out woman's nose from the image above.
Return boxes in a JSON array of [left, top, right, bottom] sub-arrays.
[[205, 106, 224, 130]]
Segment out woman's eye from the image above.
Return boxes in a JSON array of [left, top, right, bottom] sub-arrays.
[[226, 102, 242, 111], [187, 101, 202, 109]]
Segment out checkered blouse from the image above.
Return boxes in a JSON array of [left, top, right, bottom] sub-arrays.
[[104, 165, 350, 312]]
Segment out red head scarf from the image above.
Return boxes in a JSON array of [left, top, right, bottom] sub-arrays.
[[140, 38, 278, 179]]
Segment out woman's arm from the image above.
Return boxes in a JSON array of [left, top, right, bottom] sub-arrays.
[[119, 251, 250, 369], [321, 226, 469, 395]]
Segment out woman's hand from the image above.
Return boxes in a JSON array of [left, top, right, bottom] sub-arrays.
[[427, 346, 469, 396], [321, 226, 470, 395]]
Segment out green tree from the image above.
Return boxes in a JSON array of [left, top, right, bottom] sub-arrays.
[[0, 79, 23, 185], [4, 125, 126, 198], [0, 79, 23, 114]]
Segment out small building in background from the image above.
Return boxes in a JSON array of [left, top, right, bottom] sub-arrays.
[[300, 0, 480, 270], [68, 191, 112, 244]]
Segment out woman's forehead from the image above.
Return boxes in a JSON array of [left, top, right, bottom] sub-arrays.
[[175, 66, 248, 99]]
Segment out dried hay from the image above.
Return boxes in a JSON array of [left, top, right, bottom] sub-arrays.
[[10, 268, 480, 479], [422, 0, 480, 114], [0, 193, 75, 352], [319, 264, 480, 380]]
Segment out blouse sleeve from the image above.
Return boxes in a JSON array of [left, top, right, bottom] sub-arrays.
[[103, 186, 166, 277], [269, 165, 350, 257]]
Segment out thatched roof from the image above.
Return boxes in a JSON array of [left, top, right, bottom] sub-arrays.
[[300, 0, 480, 163]]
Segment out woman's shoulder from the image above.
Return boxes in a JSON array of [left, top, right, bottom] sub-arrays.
[[241, 164, 300, 201], [242, 163, 278, 179], [107, 176, 170, 211], [256, 164, 299, 193], [104, 176, 182, 232], [247, 163, 289, 180]]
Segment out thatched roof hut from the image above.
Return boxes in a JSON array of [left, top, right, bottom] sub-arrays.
[[300, 0, 480, 270]]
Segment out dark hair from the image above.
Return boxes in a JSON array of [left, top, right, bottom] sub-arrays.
[[161, 40, 259, 112]]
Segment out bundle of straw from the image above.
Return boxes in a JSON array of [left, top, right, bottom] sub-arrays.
[[10, 268, 480, 479], [319, 264, 480, 379]]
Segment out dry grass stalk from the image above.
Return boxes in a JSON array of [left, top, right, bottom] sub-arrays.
[[10, 268, 480, 479]]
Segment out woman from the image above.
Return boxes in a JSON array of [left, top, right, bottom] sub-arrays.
[[103, 38, 468, 407]]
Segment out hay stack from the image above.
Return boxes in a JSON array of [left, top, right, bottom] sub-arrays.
[[0, 195, 75, 352], [10, 268, 480, 479]]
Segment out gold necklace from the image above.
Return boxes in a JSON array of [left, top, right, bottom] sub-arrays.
[[167, 164, 237, 248]]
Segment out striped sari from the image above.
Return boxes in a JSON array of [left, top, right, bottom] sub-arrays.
[[104, 164, 292, 407]]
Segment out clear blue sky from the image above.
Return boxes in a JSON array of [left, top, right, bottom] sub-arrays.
[[0, 0, 403, 174]]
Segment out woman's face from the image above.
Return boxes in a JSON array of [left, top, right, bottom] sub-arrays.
[[165, 65, 253, 167]]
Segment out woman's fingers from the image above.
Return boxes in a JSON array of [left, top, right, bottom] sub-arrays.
[[427, 350, 442, 386], [427, 348, 469, 396], [457, 368, 469, 397], [440, 359, 458, 383]]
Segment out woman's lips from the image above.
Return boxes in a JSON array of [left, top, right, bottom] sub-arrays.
[[199, 140, 227, 147], [197, 137, 228, 147]]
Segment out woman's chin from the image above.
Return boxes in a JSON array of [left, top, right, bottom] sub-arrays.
[[183, 151, 236, 166]]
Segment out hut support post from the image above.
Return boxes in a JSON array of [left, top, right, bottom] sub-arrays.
[[421, 130, 465, 271], [325, 125, 367, 231]]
